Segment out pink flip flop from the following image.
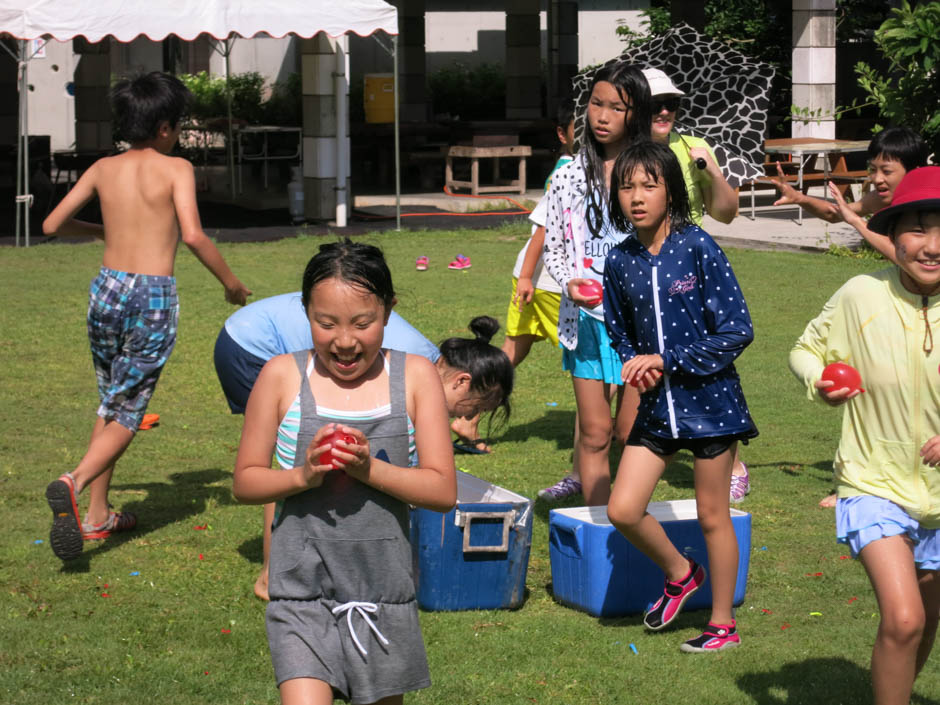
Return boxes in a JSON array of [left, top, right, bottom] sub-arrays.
[[416, 255, 428, 271]]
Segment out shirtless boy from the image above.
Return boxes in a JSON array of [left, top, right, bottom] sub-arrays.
[[42, 71, 250, 561]]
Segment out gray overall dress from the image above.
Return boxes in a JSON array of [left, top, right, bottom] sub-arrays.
[[265, 350, 430, 703]]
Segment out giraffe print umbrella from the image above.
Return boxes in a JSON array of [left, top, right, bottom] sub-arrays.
[[572, 23, 775, 189]]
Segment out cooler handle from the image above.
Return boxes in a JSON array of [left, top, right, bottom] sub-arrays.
[[549, 522, 583, 558], [456, 510, 513, 553]]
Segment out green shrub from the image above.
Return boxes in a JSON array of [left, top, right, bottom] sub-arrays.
[[179, 70, 265, 124], [428, 62, 506, 120], [179, 71, 227, 120], [261, 73, 302, 126], [854, 0, 940, 164]]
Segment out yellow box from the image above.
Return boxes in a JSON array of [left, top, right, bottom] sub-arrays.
[[364, 73, 395, 124]]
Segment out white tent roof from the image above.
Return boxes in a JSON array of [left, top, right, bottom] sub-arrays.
[[0, 0, 398, 42]]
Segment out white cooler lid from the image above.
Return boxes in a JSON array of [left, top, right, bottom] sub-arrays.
[[552, 499, 748, 526], [454, 470, 532, 529]]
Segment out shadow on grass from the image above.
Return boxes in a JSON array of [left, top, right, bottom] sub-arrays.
[[238, 534, 264, 565], [737, 656, 940, 705], [496, 409, 576, 450], [747, 459, 837, 495], [61, 467, 233, 572], [751, 459, 834, 478], [660, 457, 695, 490]]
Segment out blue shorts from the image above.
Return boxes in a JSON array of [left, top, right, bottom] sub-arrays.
[[562, 311, 623, 385], [87, 267, 178, 431], [213, 326, 267, 414], [836, 495, 940, 570]]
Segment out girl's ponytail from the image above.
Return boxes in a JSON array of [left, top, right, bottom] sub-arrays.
[[438, 317, 513, 424], [468, 315, 500, 345]]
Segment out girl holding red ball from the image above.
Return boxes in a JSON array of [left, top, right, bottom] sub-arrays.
[[789, 167, 940, 705], [542, 62, 653, 506]]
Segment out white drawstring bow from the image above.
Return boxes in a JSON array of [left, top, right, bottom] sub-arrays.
[[331, 601, 390, 656]]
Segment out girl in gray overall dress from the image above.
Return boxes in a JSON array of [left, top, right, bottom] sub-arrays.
[[234, 240, 456, 705]]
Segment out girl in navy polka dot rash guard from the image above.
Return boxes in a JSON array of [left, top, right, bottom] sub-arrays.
[[604, 140, 758, 654]]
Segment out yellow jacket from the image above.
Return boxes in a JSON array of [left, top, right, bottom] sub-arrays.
[[789, 268, 940, 528]]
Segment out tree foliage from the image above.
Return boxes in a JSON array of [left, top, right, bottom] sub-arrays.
[[855, 0, 940, 163], [834, 0, 892, 42], [616, 0, 895, 128], [617, 1, 791, 121], [178, 71, 300, 127]]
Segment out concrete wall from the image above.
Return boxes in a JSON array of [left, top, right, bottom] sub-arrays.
[[300, 35, 350, 221], [0, 34, 295, 150], [791, 0, 836, 138], [25, 40, 77, 151], [352, 1, 646, 74], [73, 39, 112, 151], [577, 0, 646, 69], [208, 36, 298, 89], [425, 8, 511, 71]]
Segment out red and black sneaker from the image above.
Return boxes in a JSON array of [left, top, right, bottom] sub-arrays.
[[643, 559, 706, 631], [46, 473, 83, 561], [680, 620, 741, 653], [82, 510, 137, 540]]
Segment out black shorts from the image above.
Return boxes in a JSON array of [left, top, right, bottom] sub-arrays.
[[626, 427, 757, 460], [213, 326, 268, 414]]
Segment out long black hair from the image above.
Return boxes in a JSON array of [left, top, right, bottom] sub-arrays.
[[609, 140, 693, 235], [301, 238, 395, 311], [437, 316, 513, 424], [582, 63, 653, 237]]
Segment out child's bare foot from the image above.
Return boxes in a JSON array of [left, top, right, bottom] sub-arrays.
[[254, 568, 270, 601], [451, 417, 481, 442], [450, 417, 490, 453], [819, 492, 837, 508]]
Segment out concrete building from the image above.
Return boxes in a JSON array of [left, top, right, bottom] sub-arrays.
[[2, 1, 852, 221]]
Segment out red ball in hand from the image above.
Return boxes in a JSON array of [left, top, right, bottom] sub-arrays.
[[821, 362, 865, 394], [628, 369, 662, 388], [321, 429, 357, 469], [577, 280, 603, 306]]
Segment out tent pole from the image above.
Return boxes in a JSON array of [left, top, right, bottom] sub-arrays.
[[14, 41, 23, 247], [23, 40, 30, 247], [334, 35, 348, 227], [225, 37, 236, 201], [393, 34, 400, 232], [14, 40, 31, 247]]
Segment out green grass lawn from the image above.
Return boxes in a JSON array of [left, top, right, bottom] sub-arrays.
[[1, 225, 937, 705]]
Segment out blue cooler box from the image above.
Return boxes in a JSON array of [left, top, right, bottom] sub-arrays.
[[410, 471, 533, 611], [549, 500, 750, 617]]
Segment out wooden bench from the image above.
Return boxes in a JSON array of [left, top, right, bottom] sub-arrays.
[[445, 145, 532, 195]]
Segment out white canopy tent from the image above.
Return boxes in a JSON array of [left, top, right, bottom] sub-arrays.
[[0, 0, 402, 245]]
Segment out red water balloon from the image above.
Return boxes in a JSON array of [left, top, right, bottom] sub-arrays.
[[628, 369, 662, 388], [321, 430, 357, 468], [821, 362, 864, 394], [577, 280, 603, 306]]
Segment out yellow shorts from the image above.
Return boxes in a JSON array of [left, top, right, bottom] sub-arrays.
[[505, 277, 561, 346]]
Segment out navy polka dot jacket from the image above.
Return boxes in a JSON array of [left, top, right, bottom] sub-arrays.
[[604, 224, 757, 440]]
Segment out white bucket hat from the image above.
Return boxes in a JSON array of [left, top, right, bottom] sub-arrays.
[[642, 68, 685, 98]]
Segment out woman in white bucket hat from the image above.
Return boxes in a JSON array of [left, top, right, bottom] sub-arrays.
[[642, 68, 739, 227]]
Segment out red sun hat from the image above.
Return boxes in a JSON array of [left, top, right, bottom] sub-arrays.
[[868, 166, 940, 235]]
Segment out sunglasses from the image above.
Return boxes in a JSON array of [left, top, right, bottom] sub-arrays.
[[652, 97, 681, 113]]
